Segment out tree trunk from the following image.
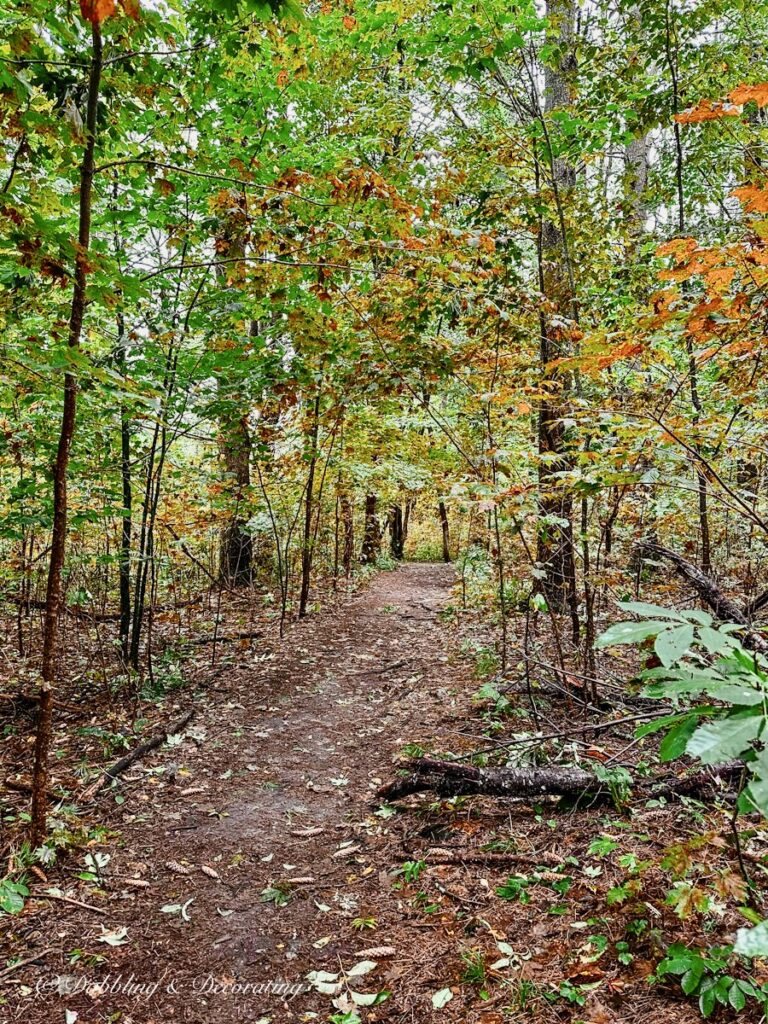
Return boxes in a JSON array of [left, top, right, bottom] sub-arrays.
[[438, 500, 451, 562], [341, 491, 354, 576], [663, 3, 712, 576], [215, 192, 252, 586], [403, 499, 413, 547], [31, 22, 103, 847], [389, 504, 405, 559], [117, 311, 132, 664], [625, 133, 649, 236], [218, 413, 252, 586], [298, 391, 321, 617], [535, 0, 579, 632], [360, 493, 380, 565]]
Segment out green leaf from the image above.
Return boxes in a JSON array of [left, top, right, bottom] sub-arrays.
[[659, 717, 698, 762], [681, 966, 704, 995], [655, 624, 695, 667], [680, 609, 713, 626], [728, 982, 747, 1010], [699, 980, 717, 1017], [698, 626, 734, 654], [636, 712, 690, 738], [596, 620, 671, 647], [686, 714, 762, 765], [617, 601, 685, 620]]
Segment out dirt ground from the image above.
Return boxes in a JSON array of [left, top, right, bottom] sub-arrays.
[[0, 564, 759, 1023]]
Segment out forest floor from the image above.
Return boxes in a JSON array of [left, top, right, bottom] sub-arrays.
[[0, 564, 761, 1024]]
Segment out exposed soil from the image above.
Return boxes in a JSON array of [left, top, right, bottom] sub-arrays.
[[1, 564, 761, 1023]]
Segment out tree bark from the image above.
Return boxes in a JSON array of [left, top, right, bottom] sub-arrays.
[[340, 491, 354, 576], [360, 493, 380, 565], [31, 22, 103, 847], [389, 504, 405, 559], [535, 0, 579, 631], [298, 390, 321, 617], [218, 411, 252, 586], [379, 756, 742, 804], [438, 500, 451, 562], [663, 2, 712, 576], [117, 310, 132, 663], [215, 192, 252, 586]]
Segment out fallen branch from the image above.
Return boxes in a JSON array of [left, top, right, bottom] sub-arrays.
[[33, 890, 107, 915], [0, 948, 55, 979], [379, 756, 741, 804], [82, 709, 195, 799], [187, 630, 262, 645], [161, 521, 227, 589], [637, 542, 768, 651], [420, 846, 564, 867]]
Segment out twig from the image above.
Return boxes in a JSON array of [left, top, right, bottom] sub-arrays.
[[0, 948, 56, 979], [33, 891, 107, 915]]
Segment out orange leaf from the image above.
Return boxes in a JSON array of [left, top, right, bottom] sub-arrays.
[[675, 99, 740, 123], [656, 236, 697, 259], [276, 69, 289, 88], [733, 185, 768, 213], [342, 14, 357, 29], [79, 0, 116, 23], [703, 266, 735, 293], [729, 82, 768, 107]]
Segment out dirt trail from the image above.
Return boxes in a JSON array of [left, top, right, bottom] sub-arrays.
[[12, 563, 469, 1023]]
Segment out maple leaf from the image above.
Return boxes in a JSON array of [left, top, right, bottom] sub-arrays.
[[729, 82, 768, 107], [343, 14, 357, 29], [277, 69, 289, 89], [675, 99, 740, 123], [703, 266, 735, 293], [79, 0, 116, 23], [732, 185, 768, 214]]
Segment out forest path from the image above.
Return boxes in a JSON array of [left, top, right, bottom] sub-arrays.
[[23, 563, 465, 1024]]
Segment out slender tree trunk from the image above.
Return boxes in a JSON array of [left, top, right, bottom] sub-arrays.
[[341, 491, 354, 576], [116, 311, 132, 663], [389, 504, 405, 559], [438, 500, 451, 562], [360, 493, 380, 564], [298, 391, 321, 617], [664, 0, 711, 575], [403, 499, 413, 547], [215, 192, 253, 586], [31, 23, 103, 846], [129, 341, 177, 669], [625, 133, 649, 236], [219, 413, 252, 585], [535, 0, 579, 634]]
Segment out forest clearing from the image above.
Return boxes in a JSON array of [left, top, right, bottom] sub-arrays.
[[2, 0, 768, 1021]]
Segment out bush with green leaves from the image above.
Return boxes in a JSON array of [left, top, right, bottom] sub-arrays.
[[654, 944, 768, 1017], [597, 601, 768, 955]]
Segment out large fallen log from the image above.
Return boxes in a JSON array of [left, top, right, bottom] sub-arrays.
[[378, 756, 741, 804], [637, 541, 768, 652]]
